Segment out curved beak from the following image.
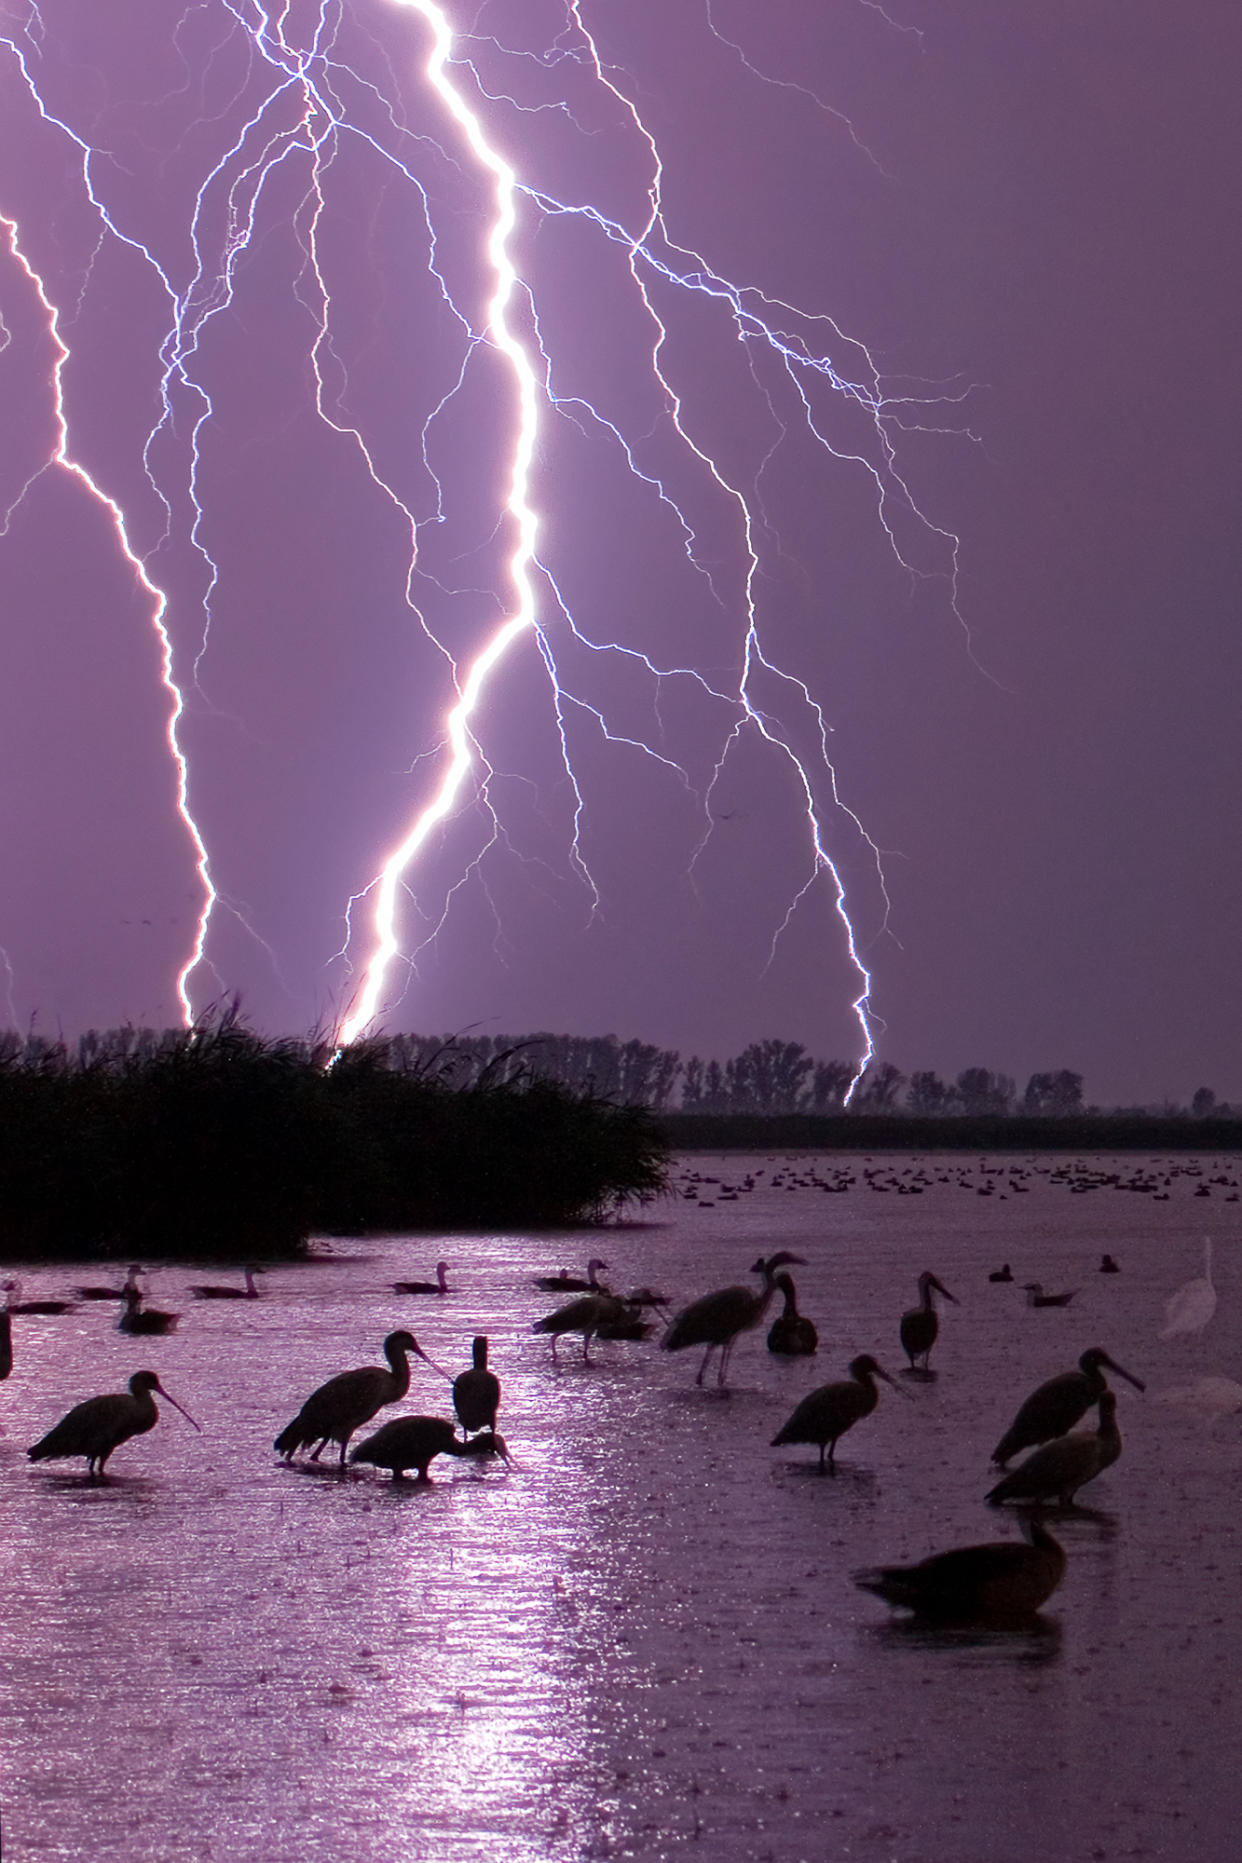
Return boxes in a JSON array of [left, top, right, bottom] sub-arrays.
[[1103, 1354, 1145, 1393], [155, 1381, 202, 1432]]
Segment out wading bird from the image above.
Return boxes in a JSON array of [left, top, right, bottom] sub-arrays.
[[3, 1279, 73, 1316], [275, 1331, 444, 1470], [532, 1291, 626, 1364], [349, 1416, 508, 1482], [986, 1391, 1120, 1507], [189, 1267, 262, 1300], [1161, 1238, 1216, 1338], [453, 1336, 501, 1435], [74, 1264, 143, 1302], [663, 1252, 806, 1387], [855, 1516, 1066, 1621], [899, 1271, 957, 1371], [1023, 1282, 1077, 1309], [767, 1273, 818, 1356], [27, 1370, 200, 1480], [533, 1257, 610, 1294], [771, 1355, 902, 1471], [992, 1347, 1144, 1466], [118, 1284, 179, 1336], [393, 1260, 450, 1296]]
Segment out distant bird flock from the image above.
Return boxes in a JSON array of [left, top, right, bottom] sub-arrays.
[[6, 1151, 1233, 1627]]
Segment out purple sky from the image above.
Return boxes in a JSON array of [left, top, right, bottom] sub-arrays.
[[0, 1, 1238, 1106]]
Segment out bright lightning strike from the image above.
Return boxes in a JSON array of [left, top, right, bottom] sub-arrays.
[[0, 2, 975, 1098]]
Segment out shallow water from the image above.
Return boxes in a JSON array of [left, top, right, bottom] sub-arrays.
[[1, 1152, 1239, 1861]]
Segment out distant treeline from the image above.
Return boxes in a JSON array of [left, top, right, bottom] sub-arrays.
[[659, 1113, 1242, 1153], [0, 1017, 668, 1263]]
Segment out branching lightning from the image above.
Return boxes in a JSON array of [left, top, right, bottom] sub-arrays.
[[0, 1, 974, 1097]]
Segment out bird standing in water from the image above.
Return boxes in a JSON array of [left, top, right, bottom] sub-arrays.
[[766, 1273, 818, 1356], [27, 1371, 200, 1479], [855, 1516, 1066, 1621], [453, 1336, 501, 1435], [118, 1283, 179, 1335], [349, 1416, 508, 1482], [899, 1271, 957, 1372], [275, 1331, 444, 1470], [992, 1346, 1144, 1466], [663, 1252, 806, 1387], [771, 1355, 902, 1471], [986, 1391, 1121, 1507]]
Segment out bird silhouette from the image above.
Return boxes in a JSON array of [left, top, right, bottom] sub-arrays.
[[393, 1260, 450, 1296], [992, 1347, 1144, 1466], [771, 1355, 901, 1471], [766, 1272, 818, 1356], [986, 1391, 1121, 1507], [349, 1416, 508, 1482], [275, 1331, 444, 1470], [453, 1335, 501, 1435], [189, 1267, 262, 1300], [663, 1252, 806, 1387], [855, 1516, 1066, 1621], [27, 1371, 199, 1479], [899, 1271, 956, 1371]]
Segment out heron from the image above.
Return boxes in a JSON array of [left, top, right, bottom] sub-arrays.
[[118, 1284, 179, 1336], [1161, 1238, 1215, 1338], [274, 1331, 445, 1470], [854, 1516, 1066, 1620], [1023, 1282, 1077, 1309], [3, 1279, 74, 1316], [453, 1335, 501, 1435], [992, 1346, 1144, 1465], [771, 1354, 902, 1471], [986, 1391, 1120, 1507], [393, 1260, 450, 1296], [899, 1271, 957, 1372], [349, 1416, 509, 1482], [532, 1291, 626, 1364], [73, 1264, 144, 1302], [766, 1273, 818, 1356], [189, 1267, 262, 1300], [533, 1257, 610, 1293], [663, 1252, 806, 1387], [27, 1370, 200, 1480]]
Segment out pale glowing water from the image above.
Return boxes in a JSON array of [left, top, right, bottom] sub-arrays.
[[1, 1152, 1238, 1861]]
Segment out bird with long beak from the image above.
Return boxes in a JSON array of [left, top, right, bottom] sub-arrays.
[[899, 1270, 957, 1372], [275, 1331, 446, 1471], [992, 1346, 1144, 1466], [28, 1371, 200, 1480], [986, 1390, 1121, 1508], [771, 1354, 904, 1471], [662, 1252, 807, 1388], [349, 1416, 509, 1483]]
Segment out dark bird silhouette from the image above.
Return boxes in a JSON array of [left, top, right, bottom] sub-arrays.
[[663, 1252, 806, 1387], [0, 1298, 11, 1381], [189, 1267, 262, 1300], [595, 1287, 669, 1343], [855, 1516, 1066, 1621], [533, 1257, 609, 1294], [1023, 1282, 1077, 1309], [1098, 1254, 1120, 1274], [393, 1260, 450, 1296], [453, 1335, 501, 1435], [74, 1264, 144, 1302], [988, 1264, 1014, 1283], [349, 1416, 508, 1482], [118, 1284, 179, 1335], [899, 1271, 957, 1371], [275, 1331, 444, 1470], [27, 1370, 200, 1480], [992, 1346, 1144, 1466], [3, 1279, 73, 1316], [766, 1272, 818, 1356], [532, 1291, 626, 1364], [771, 1354, 901, 1470], [986, 1391, 1120, 1507]]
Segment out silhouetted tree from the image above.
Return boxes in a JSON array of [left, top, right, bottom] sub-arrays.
[[906, 1069, 953, 1115], [955, 1068, 1015, 1117], [1192, 1086, 1218, 1118], [851, 1059, 906, 1112], [1022, 1070, 1084, 1116], [808, 1059, 854, 1113]]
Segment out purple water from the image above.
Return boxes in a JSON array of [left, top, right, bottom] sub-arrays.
[[1, 1152, 1237, 1860]]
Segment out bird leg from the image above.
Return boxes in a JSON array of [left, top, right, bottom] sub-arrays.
[[696, 1345, 713, 1386]]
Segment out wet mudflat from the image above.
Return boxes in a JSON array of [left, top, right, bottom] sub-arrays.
[[0, 1153, 1239, 1861]]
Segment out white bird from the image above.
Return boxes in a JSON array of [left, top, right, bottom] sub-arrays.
[[1157, 1375, 1242, 1421], [1161, 1237, 1216, 1338]]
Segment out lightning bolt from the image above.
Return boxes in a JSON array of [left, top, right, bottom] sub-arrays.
[[1, 2, 975, 1100]]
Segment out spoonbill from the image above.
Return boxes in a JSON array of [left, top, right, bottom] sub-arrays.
[[663, 1252, 806, 1387], [986, 1390, 1120, 1507], [766, 1273, 818, 1356], [393, 1261, 450, 1296], [992, 1347, 1144, 1466], [274, 1331, 445, 1470], [855, 1516, 1066, 1620], [27, 1370, 200, 1480], [349, 1416, 509, 1482], [771, 1355, 902, 1471], [899, 1271, 957, 1371], [1161, 1238, 1216, 1338], [453, 1336, 501, 1435]]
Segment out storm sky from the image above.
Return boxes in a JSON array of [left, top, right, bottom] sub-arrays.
[[0, 1, 1237, 1105]]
